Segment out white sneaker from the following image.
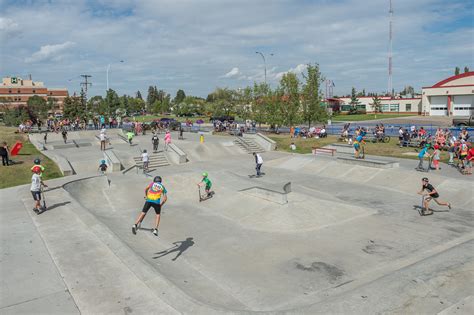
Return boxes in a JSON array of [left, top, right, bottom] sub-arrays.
[[132, 224, 138, 235], [152, 229, 158, 237]]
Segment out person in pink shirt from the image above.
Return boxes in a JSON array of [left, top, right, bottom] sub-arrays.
[[164, 130, 171, 151]]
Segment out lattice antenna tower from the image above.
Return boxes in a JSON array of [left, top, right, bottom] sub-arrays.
[[388, 0, 393, 98]]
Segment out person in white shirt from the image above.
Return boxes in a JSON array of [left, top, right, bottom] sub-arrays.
[[253, 152, 263, 176], [141, 149, 149, 172], [99, 131, 107, 151], [290, 143, 296, 151], [31, 166, 47, 214]]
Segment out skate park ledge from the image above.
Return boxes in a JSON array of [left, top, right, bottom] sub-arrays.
[[243, 133, 276, 151], [53, 155, 75, 175], [103, 150, 122, 171], [240, 182, 291, 204], [337, 156, 399, 168], [167, 143, 187, 164]]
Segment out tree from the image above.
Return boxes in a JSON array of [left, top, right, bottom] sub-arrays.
[[455, 67, 460, 75], [136, 90, 142, 100], [104, 89, 120, 116], [251, 82, 271, 126], [63, 96, 84, 119], [88, 96, 104, 116], [349, 87, 360, 114], [3, 105, 30, 126], [464, 66, 470, 73], [146, 86, 158, 110], [278, 72, 301, 127], [27, 95, 48, 121], [174, 89, 186, 105], [302, 63, 326, 127], [372, 95, 382, 118]]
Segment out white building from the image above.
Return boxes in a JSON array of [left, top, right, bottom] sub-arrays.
[[421, 71, 474, 116], [334, 71, 474, 117]]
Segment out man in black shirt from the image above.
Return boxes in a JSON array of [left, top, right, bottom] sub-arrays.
[[417, 177, 451, 215]]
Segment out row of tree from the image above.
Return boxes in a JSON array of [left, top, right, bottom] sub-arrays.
[[2, 63, 329, 128]]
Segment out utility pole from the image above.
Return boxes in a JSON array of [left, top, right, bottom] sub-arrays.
[[255, 52, 273, 84], [388, 0, 393, 99], [80, 74, 92, 98]]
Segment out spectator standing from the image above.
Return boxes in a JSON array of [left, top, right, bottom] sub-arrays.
[[164, 130, 171, 151], [0, 142, 9, 166]]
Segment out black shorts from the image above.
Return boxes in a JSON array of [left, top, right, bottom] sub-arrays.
[[31, 191, 41, 201], [142, 201, 161, 214]]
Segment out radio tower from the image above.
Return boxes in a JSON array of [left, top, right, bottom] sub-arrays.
[[388, 0, 393, 98]]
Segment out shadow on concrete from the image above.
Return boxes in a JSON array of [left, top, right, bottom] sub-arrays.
[[153, 237, 195, 261], [46, 201, 72, 211]]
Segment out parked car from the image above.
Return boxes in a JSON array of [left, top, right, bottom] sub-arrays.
[[452, 115, 474, 127]]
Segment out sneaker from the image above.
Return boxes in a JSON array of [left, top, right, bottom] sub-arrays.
[[33, 208, 39, 213], [132, 224, 138, 235], [153, 229, 158, 237], [37, 208, 46, 215], [448, 203, 452, 210]]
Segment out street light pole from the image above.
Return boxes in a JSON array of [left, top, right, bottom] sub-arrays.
[[255, 52, 273, 84], [106, 60, 124, 91]]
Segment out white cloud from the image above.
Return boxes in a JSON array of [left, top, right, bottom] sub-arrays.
[[25, 41, 76, 63], [275, 64, 308, 80], [1, 0, 472, 97], [222, 67, 241, 78], [0, 17, 20, 38]]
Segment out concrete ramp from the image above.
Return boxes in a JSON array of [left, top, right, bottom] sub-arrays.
[[337, 156, 399, 168], [240, 182, 291, 204]]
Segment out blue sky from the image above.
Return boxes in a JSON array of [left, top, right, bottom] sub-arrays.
[[0, 0, 472, 98]]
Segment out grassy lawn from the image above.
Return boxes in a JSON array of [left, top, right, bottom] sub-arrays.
[[332, 114, 415, 122], [268, 133, 451, 162], [0, 126, 62, 189], [268, 134, 340, 154]]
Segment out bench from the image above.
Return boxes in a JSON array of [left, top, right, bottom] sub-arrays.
[[312, 147, 336, 156]]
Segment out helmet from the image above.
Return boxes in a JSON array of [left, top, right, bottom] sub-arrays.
[[143, 149, 147, 153], [425, 143, 430, 148], [153, 176, 162, 183], [101, 160, 106, 164], [34, 158, 41, 164], [202, 172, 208, 177], [422, 177, 429, 182], [32, 166, 41, 173]]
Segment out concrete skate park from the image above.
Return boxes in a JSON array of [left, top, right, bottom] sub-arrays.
[[1, 129, 473, 314]]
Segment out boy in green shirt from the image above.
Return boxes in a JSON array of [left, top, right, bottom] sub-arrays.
[[197, 172, 212, 199]]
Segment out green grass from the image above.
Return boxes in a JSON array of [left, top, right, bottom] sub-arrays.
[[332, 114, 415, 122], [267, 133, 451, 162], [0, 126, 63, 189]]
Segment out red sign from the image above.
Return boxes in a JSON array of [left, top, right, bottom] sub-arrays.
[[10, 141, 23, 156]]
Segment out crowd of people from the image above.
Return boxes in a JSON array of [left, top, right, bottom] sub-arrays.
[[290, 125, 327, 138]]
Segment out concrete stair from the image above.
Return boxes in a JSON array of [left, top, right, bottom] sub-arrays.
[[234, 137, 265, 154], [133, 152, 170, 169]]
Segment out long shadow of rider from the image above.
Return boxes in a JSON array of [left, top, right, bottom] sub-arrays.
[[153, 237, 195, 261]]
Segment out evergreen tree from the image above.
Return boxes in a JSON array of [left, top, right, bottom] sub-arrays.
[[63, 96, 84, 119], [455, 67, 460, 75], [464, 66, 470, 73], [136, 90, 142, 100], [174, 89, 186, 104], [349, 87, 360, 114], [27, 95, 48, 121], [372, 95, 382, 114]]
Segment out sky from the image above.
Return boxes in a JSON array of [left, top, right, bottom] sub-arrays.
[[0, 0, 473, 98]]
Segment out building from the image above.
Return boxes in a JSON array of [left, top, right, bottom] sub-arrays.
[[335, 96, 421, 114], [421, 72, 474, 116], [0, 76, 69, 113], [333, 72, 474, 116]]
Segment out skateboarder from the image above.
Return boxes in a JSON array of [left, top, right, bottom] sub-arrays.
[[197, 172, 212, 198], [31, 166, 47, 214], [141, 149, 149, 172], [417, 177, 451, 215], [152, 133, 159, 152], [100, 130, 107, 151], [61, 128, 68, 144], [126, 131, 134, 145], [132, 176, 167, 237], [253, 152, 263, 176], [98, 159, 108, 174], [164, 130, 171, 151]]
